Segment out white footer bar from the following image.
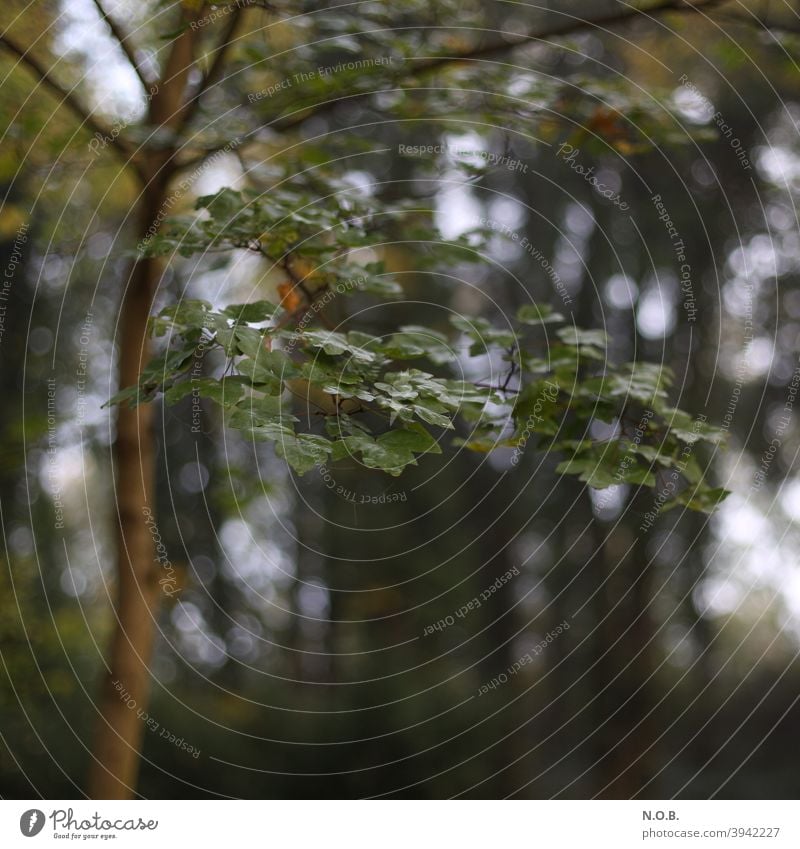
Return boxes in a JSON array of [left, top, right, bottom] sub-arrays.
[[2, 800, 797, 848]]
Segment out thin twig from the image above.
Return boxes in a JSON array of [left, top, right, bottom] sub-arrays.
[[474, 382, 520, 395], [89, 0, 154, 90]]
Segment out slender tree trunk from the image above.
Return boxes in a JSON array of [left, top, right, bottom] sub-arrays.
[[86, 8, 202, 796], [86, 206, 163, 799]]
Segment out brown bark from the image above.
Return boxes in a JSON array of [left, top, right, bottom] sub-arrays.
[[86, 8, 201, 799], [86, 217, 162, 799]]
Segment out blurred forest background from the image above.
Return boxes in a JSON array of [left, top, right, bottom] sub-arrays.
[[2, 0, 800, 799]]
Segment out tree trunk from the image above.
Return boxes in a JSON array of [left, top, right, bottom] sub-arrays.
[[85, 6, 202, 797], [86, 208, 162, 799]]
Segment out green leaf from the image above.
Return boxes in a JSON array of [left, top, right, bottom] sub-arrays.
[[382, 327, 455, 364], [556, 456, 618, 489], [241, 421, 296, 443], [379, 422, 442, 455], [663, 409, 727, 445], [223, 300, 281, 323], [237, 356, 283, 391], [353, 274, 404, 297], [299, 330, 376, 364], [340, 432, 414, 476], [140, 343, 197, 387], [152, 299, 213, 335], [104, 384, 146, 409], [608, 363, 671, 404], [164, 377, 245, 407], [276, 433, 333, 475], [669, 486, 731, 514], [516, 304, 565, 325], [300, 358, 359, 387], [229, 326, 262, 358], [412, 404, 454, 429], [197, 187, 245, 221], [450, 314, 516, 350], [556, 327, 608, 349]]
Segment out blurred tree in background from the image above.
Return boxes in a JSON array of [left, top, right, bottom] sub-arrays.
[[1, 0, 800, 800]]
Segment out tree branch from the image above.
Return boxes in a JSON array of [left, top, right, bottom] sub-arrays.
[[89, 0, 154, 91], [178, 5, 245, 132], [159, 0, 732, 180], [0, 32, 144, 177], [268, 0, 730, 133]]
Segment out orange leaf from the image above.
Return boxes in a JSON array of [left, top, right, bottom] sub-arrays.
[[277, 281, 304, 313]]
